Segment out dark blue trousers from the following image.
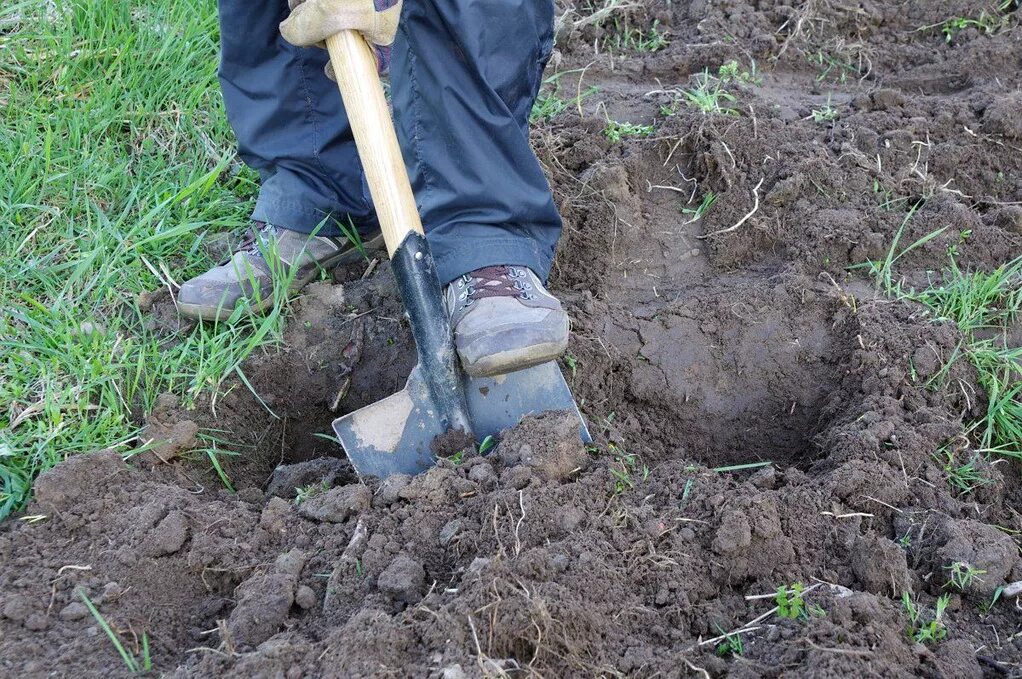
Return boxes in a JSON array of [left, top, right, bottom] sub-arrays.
[[217, 0, 562, 284]]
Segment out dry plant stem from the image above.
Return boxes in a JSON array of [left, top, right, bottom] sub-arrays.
[[699, 178, 764, 239]]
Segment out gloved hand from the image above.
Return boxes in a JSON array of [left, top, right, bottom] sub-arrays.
[[280, 0, 402, 48]]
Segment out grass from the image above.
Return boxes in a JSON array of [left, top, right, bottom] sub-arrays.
[[295, 480, 329, 505], [935, 446, 992, 496], [902, 592, 950, 644], [682, 192, 717, 223], [854, 205, 1022, 471], [530, 70, 599, 123], [944, 561, 986, 592], [607, 18, 669, 53], [607, 442, 649, 495], [680, 70, 739, 116], [0, 0, 295, 518], [717, 59, 761, 85], [807, 95, 839, 123], [715, 628, 744, 657], [603, 120, 655, 143], [807, 49, 861, 84], [77, 587, 152, 673], [939, 4, 1015, 44]]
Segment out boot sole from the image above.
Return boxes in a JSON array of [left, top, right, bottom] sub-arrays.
[[176, 233, 386, 322], [460, 340, 569, 378]]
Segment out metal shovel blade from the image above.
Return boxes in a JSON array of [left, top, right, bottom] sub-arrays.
[[332, 361, 590, 478]]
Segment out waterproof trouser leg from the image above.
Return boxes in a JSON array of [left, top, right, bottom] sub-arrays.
[[217, 0, 563, 283], [217, 0, 376, 237]]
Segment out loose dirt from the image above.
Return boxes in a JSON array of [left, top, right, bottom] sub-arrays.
[[3, 1, 1022, 676]]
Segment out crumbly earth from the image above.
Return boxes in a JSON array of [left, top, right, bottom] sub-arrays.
[[3, 1, 1022, 677]]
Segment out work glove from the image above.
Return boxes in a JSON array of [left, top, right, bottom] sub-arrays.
[[280, 0, 402, 50]]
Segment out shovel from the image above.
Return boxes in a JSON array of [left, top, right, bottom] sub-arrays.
[[322, 30, 590, 478]]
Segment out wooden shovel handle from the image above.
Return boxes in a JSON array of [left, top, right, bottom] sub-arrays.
[[325, 31, 424, 257]]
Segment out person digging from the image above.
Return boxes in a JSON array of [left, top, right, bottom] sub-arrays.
[[178, 0, 569, 379]]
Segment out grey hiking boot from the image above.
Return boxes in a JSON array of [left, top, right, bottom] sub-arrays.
[[177, 223, 383, 321], [445, 265, 569, 377]]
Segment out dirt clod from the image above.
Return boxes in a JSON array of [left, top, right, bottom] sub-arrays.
[[142, 510, 189, 557], [297, 484, 371, 523], [496, 411, 589, 481], [377, 555, 426, 604], [851, 535, 911, 596], [266, 458, 351, 499]]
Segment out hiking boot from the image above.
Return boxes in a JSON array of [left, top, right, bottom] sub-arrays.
[[445, 265, 569, 377], [177, 223, 383, 321]]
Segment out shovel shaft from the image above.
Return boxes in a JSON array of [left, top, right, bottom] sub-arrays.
[[325, 31, 474, 442], [325, 31, 423, 256]]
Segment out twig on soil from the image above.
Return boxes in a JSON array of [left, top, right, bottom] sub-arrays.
[[698, 178, 764, 239], [576, 60, 596, 118], [804, 639, 874, 658], [492, 503, 506, 557], [514, 490, 526, 557], [862, 495, 903, 513], [820, 511, 874, 519], [467, 614, 511, 678], [57, 564, 92, 576], [1002, 581, 1022, 598], [646, 179, 697, 205], [360, 258, 379, 279], [683, 658, 712, 678]]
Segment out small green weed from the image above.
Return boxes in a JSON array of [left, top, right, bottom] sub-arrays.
[[715, 628, 744, 657], [935, 447, 991, 496], [681, 70, 739, 116], [944, 561, 987, 592], [717, 59, 762, 85], [851, 201, 944, 296], [478, 435, 496, 455], [609, 19, 669, 52], [808, 49, 862, 84], [77, 588, 152, 673], [608, 443, 649, 494], [295, 480, 329, 505], [940, 12, 1010, 43], [604, 120, 655, 142], [979, 586, 1004, 614], [872, 179, 912, 212], [808, 95, 839, 123], [902, 592, 951, 644], [530, 70, 599, 123], [682, 192, 717, 223], [563, 354, 579, 379], [191, 432, 241, 493], [775, 582, 808, 620]]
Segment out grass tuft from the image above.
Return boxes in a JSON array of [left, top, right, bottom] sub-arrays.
[[0, 0, 296, 517]]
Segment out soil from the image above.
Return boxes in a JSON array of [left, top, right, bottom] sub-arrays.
[[3, 1, 1022, 677]]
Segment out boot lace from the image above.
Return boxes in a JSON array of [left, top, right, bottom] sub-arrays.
[[454, 266, 535, 307], [236, 222, 273, 255]]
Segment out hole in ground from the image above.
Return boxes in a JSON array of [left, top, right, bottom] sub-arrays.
[[566, 271, 858, 470]]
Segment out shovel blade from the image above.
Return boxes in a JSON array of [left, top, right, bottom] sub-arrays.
[[333, 361, 589, 478]]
